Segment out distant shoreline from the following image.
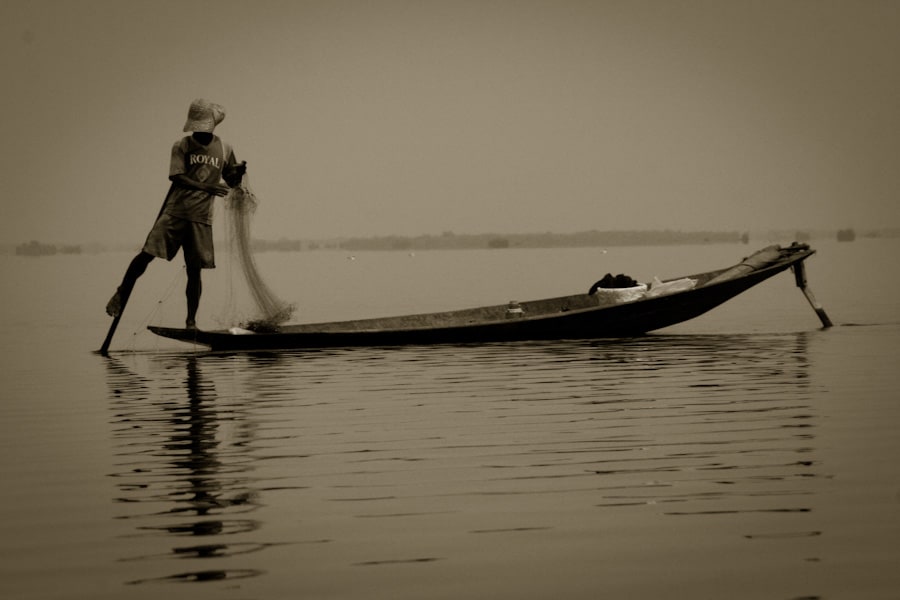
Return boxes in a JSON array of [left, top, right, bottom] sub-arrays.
[[4, 227, 897, 255]]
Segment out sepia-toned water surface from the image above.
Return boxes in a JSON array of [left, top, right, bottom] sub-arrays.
[[2, 240, 898, 599]]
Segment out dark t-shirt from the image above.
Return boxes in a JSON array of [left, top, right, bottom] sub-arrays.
[[163, 135, 237, 225]]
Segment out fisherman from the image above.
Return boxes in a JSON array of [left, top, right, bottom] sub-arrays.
[[105, 99, 246, 330]]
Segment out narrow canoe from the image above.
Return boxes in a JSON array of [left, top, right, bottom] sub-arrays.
[[148, 243, 819, 351]]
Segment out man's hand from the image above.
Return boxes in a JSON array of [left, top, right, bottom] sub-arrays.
[[224, 161, 247, 188], [206, 182, 231, 197]]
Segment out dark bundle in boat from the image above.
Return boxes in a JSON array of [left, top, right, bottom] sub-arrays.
[[588, 273, 641, 295]]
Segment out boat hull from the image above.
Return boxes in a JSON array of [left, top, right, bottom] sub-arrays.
[[148, 245, 816, 352]]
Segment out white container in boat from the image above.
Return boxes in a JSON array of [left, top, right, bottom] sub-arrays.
[[593, 284, 648, 306]]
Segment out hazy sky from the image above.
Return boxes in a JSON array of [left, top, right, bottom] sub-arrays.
[[2, 0, 898, 244]]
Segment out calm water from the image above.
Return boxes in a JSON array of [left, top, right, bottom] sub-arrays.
[[1, 240, 899, 599]]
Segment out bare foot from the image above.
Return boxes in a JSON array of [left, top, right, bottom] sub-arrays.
[[106, 289, 122, 317]]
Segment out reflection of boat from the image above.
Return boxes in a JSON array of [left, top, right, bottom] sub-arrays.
[[149, 244, 829, 352]]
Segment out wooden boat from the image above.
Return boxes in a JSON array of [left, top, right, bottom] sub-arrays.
[[148, 243, 830, 351]]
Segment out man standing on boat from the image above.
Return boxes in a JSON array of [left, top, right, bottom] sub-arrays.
[[105, 99, 246, 330]]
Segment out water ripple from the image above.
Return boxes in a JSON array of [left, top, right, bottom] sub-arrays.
[[104, 332, 826, 592]]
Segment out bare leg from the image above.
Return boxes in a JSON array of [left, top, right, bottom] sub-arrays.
[[107, 251, 154, 317], [185, 265, 201, 329]]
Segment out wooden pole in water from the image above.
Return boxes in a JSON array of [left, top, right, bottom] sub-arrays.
[[99, 289, 132, 356], [98, 313, 123, 356], [792, 261, 833, 328]]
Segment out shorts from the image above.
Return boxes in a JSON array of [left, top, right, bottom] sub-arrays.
[[142, 213, 215, 269]]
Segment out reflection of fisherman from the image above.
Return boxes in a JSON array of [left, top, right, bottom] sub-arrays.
[[182, 356, 222, 515], [105, 99, 247, 330], [106, 356, 262, 582], [104, 356, 224, 507]]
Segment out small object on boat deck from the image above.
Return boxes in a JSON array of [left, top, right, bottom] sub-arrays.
[[646, 277, 696, 298], [588, 273, 640, 295], [593, 284, 647, 306], [589, 273, 647, 305], [506, 301, 524, 318], [229, 327, 256, 335]]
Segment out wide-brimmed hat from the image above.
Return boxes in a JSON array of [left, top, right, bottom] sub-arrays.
[[183, 99, 226, 132]]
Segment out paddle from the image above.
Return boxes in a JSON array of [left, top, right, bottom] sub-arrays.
[[792, 260, 833, 328], [98, 284, 135, 355], [98, 311, 124, 356]]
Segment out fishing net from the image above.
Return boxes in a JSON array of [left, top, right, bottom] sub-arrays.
[[221, 178, 295, 331]]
